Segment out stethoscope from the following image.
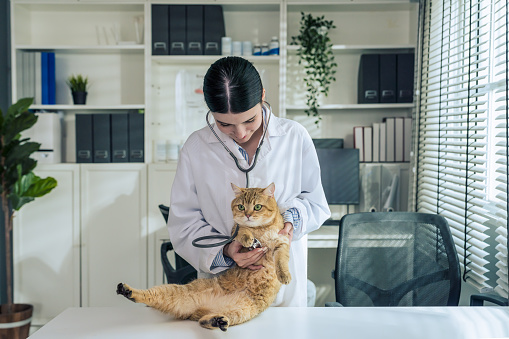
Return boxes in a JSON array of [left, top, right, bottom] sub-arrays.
[[191, 101, 272, 249]]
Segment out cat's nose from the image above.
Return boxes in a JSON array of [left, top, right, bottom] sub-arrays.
[[245, 214, 251, 219]]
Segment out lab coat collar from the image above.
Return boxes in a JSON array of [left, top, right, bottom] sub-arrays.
[[205, 109, 285, 144]]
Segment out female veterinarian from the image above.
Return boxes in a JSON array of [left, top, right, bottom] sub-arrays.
[[167, 56, 330, 307]]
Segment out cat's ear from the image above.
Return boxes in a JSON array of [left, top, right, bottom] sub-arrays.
[[231, 183, 243, 196], [263, 183, 275, 197]]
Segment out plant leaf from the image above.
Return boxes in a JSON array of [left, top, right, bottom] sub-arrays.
[[24, 176, 58, 198], [9, 165, 57, 211], [6, 97, 33, 118], [3, 111, 38, 145], [4, 141, 41, 169]]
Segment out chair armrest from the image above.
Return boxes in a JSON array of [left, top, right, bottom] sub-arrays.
[[325, 302, 343, 307], [470, 293, 508, 306]]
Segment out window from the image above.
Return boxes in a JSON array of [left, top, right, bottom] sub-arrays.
[[416, 0, 508, 298]]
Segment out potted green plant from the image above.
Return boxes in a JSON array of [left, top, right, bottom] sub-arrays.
[[0, 98, 58, 338], [291, 12, 337, 125], [66, 74, 89, 105]]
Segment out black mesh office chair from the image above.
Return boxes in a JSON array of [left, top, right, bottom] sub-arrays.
[[327, 212, 461, 307], [158, 204, 197, 284], [470, 293, 508, 306]]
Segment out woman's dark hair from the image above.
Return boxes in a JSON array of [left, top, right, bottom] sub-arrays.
[[203, 56, 263, 114]]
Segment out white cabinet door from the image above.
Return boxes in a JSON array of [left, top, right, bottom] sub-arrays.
[[147, 162, 177, 287], [13, 164, 80, 326], [80, 164, 147, 307]]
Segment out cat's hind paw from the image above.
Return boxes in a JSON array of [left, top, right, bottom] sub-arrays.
[[199, 314, 230, 332], [277, 270, 292, 285], [116, 283, 135, 302]]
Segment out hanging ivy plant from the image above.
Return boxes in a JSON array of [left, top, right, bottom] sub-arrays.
[[291, 12, 337, 125]]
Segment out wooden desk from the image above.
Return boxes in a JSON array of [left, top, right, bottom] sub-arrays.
[[29, 305, 509, 339]]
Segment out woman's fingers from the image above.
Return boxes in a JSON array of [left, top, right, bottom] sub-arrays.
[[279, 222, 294, 243], [236, 247, 267, 268], [226, 239, 269, 269]]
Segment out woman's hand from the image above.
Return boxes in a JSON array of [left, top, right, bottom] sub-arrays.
[[279, 222, 294, 243], [223, 241, 267, 270]]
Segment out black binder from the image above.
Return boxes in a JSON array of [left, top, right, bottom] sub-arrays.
[[186, 5, 203, 55], [92, 114, 111, 163], [312, 138, 344, 149], [358, 54, 380, 103], [379, 54, 397, 103], [169, 5, 186, 55], [203, 5, 225, 55], [75, 114, 93, 163], [111, 114, 129, 163], [152, 5, 169, 55], [129, 111, 144, 163], [397, 53, 415, 103], [314, 147, 360, 205]]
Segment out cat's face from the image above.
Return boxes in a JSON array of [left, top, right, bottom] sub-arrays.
[[231, 183, 278, 227]]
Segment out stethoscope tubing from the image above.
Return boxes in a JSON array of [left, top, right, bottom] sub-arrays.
[[191, 102, 271, 249], [205, 101, 271, 174]]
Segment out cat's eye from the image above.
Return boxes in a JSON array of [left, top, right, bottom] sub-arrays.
[[238, 204, 245, 211], [254, 204, 262, 211]]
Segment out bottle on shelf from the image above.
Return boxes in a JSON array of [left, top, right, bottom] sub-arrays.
[[253, 44, 262, 56], [268, 36, 279, 55], [221, 37, 232, 56], [242, 41, 252, 56], [261, 43, 269, 56]]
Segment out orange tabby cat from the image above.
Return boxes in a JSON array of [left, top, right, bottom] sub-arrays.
[[116, 183, 291, 331]]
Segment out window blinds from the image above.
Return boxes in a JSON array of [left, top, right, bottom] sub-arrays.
[[491, 0, 508, 299], [417, 0, 497, 292]]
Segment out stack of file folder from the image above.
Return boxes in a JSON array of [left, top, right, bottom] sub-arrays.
[[152, 4, 225, 55], [18, 51, 56, 105], [354, 117, 412, 163], [75, 112, 144, 163], [358, 53, 415, 104]]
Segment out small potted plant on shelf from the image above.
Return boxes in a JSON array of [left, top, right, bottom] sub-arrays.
[[291, 12, 337, 125], [0, 97, 58, 338], [66, 74, 89, 105]]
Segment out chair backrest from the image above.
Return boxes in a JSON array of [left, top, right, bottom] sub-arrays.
[[158, 204, 197, 284], [159, 204, 170, 223], [333, 212, 461, 306]]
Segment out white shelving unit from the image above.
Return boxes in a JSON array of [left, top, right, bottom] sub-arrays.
[[16, 45, 145, 51], [286, 44, 415, 53], [286, 103, 415, 110], [151, 55, 280, 65], [11, 1, 146, 166], [147, 3, 282, 158], [30, 104, 145, 110], [11, 0, 418, 161], [284, 1, 418, 146]]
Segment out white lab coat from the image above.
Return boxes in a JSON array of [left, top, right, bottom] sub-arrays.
[[167, 111, 331, 307]]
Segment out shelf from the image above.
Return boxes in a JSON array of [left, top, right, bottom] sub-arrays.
[[30, 104, 145, 111], [13, 1, 144, 5], [287, 44, 415, 54], [287, 2, 417, 12], [286, 103, 414, 110], [151, 55, 280, 65], [16, 45, 145, 54]]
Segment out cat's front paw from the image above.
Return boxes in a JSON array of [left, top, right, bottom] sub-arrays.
[[116, 283, 136, 302], [277, 270, 292, 285], [199, 314, 230, 332], [239, 233, 254, 248]]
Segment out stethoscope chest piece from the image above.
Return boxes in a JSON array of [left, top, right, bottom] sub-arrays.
[[248, 238, 262, 251]]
